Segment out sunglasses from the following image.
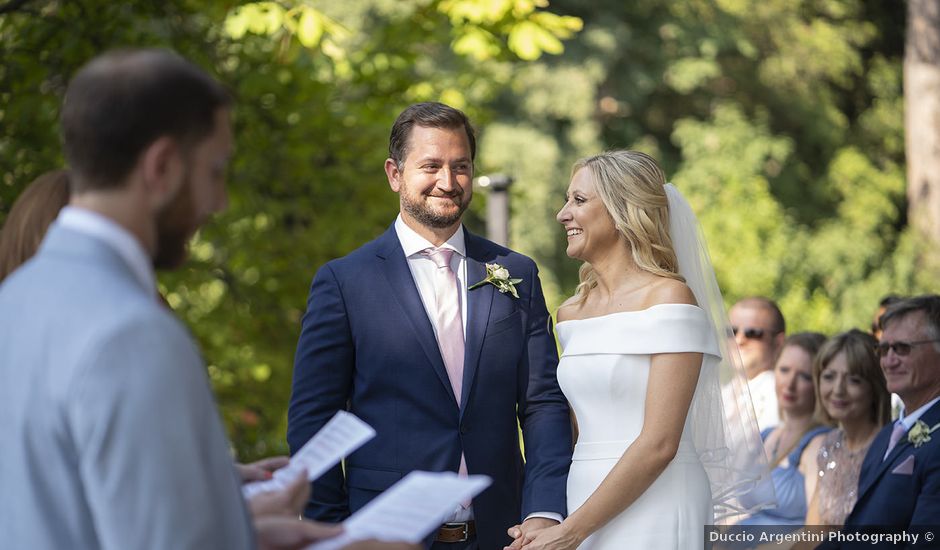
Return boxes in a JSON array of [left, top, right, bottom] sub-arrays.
[[732, 327, 769, 340], [874, 339, 940, 357]]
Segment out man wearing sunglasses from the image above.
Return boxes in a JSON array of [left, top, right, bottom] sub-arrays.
[[828, 295, 940, 545], [728, 297, 786, 431]]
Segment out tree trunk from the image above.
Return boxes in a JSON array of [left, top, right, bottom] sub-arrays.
[[905, 0, 940, 249]]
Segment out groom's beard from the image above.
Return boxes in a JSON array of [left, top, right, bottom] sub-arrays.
[[153, 170, 197, 270], [401, 189, 471, 229]]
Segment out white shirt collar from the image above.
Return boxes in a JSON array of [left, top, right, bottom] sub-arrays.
[[899, 395, 940, 430], [57, 206, 157, 296], [394, 214, 466, 258]]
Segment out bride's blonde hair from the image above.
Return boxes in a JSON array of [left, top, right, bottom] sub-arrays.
[[572, 150, 683, 303]]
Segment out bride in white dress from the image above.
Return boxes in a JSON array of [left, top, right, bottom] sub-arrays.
[[510, 151, 773, 550]]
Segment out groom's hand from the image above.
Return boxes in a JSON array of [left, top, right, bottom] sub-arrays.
[[505, 517, 559, 549]]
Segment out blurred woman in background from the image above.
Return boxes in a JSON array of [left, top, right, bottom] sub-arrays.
[[805, 329, 890, 525], [739, 332, 830, 526], [0, 169, 70, 283]]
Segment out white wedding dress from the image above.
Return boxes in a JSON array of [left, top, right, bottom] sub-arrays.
[[557, 303, 718, 549]]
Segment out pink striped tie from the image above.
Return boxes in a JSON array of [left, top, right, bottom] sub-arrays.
[[423, 248, 469, 496]]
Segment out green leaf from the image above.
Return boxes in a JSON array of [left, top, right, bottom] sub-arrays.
[[223, 10, 250, 39], [452, 27, 499, 61], [297, 8, 323, 48], [508, 21, 546, 60], [260, 3, 284, 34], [244, 5, 269, 34]]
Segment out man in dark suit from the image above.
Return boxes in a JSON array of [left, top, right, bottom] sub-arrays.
[[288, 102, 572, 549], [821, 295, 940, 548]]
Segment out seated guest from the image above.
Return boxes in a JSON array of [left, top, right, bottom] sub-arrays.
[[729, 297, 787, 431], [0, 169, 70, 282], [738, 332, 830, 525], [872, 294, 905, 419], [820, 295, 940, 548], [805, 330, 890, 526]]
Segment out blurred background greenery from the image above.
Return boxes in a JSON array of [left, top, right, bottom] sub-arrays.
[[1, 0, 935, 460]]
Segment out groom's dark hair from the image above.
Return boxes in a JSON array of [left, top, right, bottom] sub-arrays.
[[61, 48, 231, 192], [388, 102, 476, 169]]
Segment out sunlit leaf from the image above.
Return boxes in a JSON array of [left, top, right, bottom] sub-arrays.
[[508, 21, 548, 60], [297, 8, 323, 48], [223, 10, 250, 39], [453, 27, 499, 61]]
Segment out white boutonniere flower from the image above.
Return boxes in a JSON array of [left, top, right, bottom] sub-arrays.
[[468, 263, 523, 298], [908, 420, 940, 448]]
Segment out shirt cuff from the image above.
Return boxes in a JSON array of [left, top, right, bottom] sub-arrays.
[[524, 512, 563, 524]]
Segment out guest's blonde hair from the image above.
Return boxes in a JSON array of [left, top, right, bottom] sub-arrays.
[[571, 150, 682, 303]]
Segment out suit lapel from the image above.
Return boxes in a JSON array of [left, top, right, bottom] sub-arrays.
[[376, 227, 456, 403], [461, 231, 495, 414], [855, 426, 894, 500]]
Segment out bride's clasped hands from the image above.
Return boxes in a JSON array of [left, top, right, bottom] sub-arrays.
[[504, 521, 586, 550]]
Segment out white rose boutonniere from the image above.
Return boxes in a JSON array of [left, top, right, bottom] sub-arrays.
[[468, 263, 523, 298], [908, 420, 940, 448]]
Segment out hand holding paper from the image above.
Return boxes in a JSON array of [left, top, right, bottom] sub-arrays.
[[243, 411, 375, 499], [307, 471, 492, 550]]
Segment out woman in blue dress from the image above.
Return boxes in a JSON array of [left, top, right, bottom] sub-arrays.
[[739, 332, 831, 525]]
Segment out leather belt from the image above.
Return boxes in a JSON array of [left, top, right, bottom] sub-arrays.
[[435, 521, 476, 543]]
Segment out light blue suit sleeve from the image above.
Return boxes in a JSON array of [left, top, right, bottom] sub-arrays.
[[66, 312, 255, 550]]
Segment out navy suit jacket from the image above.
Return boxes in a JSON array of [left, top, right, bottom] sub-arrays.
[[287, 225, 572, 549], [819, 399, 940, 549]]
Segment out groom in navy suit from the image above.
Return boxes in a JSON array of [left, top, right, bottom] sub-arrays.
[[820, 295, 940, 548], [288, 103, 572, 549]]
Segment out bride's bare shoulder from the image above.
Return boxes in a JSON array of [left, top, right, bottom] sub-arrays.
[[644, 277, 696, 308]]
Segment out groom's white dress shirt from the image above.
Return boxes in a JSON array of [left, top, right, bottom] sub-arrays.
[[396, 215, 468, 337], [394, 215, 562, 525]]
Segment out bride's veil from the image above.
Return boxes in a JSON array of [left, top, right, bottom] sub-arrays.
[[665, 183, 777, 520]]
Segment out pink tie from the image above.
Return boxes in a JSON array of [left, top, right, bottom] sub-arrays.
[[883, 422, 907, 460], [423, 248, 465, 404], [423, 248, 470, 495]]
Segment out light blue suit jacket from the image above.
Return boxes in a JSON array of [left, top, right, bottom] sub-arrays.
[[0, 224, 254, 549]]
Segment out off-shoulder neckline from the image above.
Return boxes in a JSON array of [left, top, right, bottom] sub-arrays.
[[555, 302, 703, 326]]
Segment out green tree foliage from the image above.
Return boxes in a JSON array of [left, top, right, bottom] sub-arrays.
[[483, 0, 929, 336], [1, 0, 925, 459], [0, 0, 580, 459]]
